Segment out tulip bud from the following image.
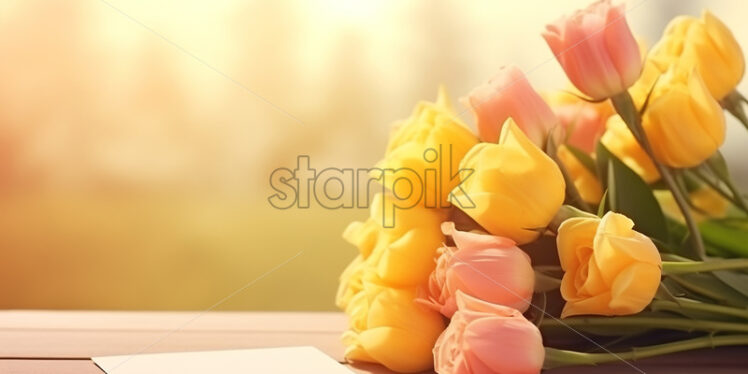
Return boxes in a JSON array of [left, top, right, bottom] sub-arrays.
[[642, 64, 725, 168], [543, 0, 642, 100], [557, 212, 662, 317], [376, 87, 478, 208], [419, 222, 534, 318], [451, 120, 565, 244], [464, 65, 557, 146], [556, 145, 603, 205], [649, 11, 744, 100], [433, 291, 544, 374], [600, 115, 660, 183], [342, 277, 446, 373]]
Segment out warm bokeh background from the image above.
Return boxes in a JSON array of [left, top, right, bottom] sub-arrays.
[[1, 0, 747, 310]]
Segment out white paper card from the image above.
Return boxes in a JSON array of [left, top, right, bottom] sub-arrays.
[[93, 346, 354, 374]]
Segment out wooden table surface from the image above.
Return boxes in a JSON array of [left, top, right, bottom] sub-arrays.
[[1, 310, 746, 373]]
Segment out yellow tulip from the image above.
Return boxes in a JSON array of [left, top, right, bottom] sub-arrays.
[[690, 186, 729, 219], [338, 192, 447, 372], [649, 11, 744, 100], [342, 276, 446, 373], [556, 145, 603, 205], [340, 193, 445, 289], [376, 87, 478, 208], [642, 63, 725, 168], [629, 55, 671, 109], [656, 187, 729, 223], [601, 115, 660, 183], [335, 255, 365, 310], [557, 212, 662, 318], [451, 120, 565, 244]]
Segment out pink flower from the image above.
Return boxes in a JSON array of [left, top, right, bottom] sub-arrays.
[[553, 102, 608, 153], [433, 292, 545, 374], [543, 0, 642, 100], [463, 65, 557, 145], [418, 222, 535, 318]]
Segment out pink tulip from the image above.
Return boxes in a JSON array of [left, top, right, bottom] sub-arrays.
[[418, 222, 535, 318], [433, 292, 545, 374], [553, 102, 607, 153], [543, 0, 642, 100], [463, 65, 557, 145]]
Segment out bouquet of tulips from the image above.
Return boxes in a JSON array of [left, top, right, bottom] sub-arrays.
[[336, 1, 748, 373]]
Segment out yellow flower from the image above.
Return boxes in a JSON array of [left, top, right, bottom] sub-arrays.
[[451, 120, 565, 244], [376, 87, 478, 208], [690, 186, 729, 219], [656, 187, 729, 223], [601, 115, 660, 183], [342, 276, 446, 373], [649, 11, 744, 100], [340, 193, 445, 289], [335, 255, 365, 310], [337, 192, 447, 372], [642, 63, 725, 168], [556, 145, 603, 205], [557, 212, 662, 318], [629, 55, 671, 109]]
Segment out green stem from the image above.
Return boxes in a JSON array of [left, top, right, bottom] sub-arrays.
[[540, 316, 748, 333], [662, 259, 748, 274], [723, 178, 748, 213], [706, 161, 748, 214], [688, 168, 748, 215], [611, 92, 706, 259], [661, 253, 694, 262], [721, 90, 748, 132], [544, 334, 748, 368], [651, 299, 748, 320]]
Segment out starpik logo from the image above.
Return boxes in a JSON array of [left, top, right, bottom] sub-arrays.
[[268, 145, 474, 227]]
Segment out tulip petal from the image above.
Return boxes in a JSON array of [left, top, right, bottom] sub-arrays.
[[557, 217, 599, 270], [593, 213, 661, 285], [441, 221, 516, 250], [463, 318, 545, 374], [561, 292, 613, 317], [609, 262, 661, 314], [447, 248, 534, 313]]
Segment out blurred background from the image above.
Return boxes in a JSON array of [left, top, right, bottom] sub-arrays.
[[0, 0, 746, 311]]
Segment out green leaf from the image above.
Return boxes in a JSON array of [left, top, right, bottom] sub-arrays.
[[700, 218, 748, 258], [649, 180, 669, 190], [597, 189, 609, 217], [564, 144, 597, 177], [707, 152, 731, 181], [605, 147, 670, 244], [661, 277, 712, 303], [595, 141, 611, 190], [654, 282, 679, 303], [713, 270, 748, 299], [669, 272, 748, 308]]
